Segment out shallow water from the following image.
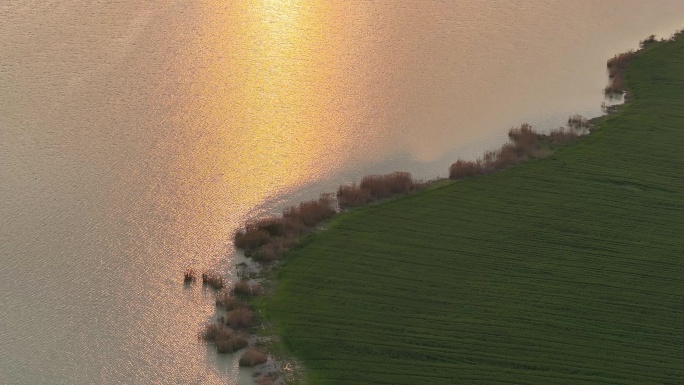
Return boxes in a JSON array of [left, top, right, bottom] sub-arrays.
[[1, 1, 683, 384]]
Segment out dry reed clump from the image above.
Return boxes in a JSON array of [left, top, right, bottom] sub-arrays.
[[234, 228, 272, 251], [235, 175, 420, 261], [547, 127, 579, 144], [337, 183, 372, 208], [216, 333, 248, 354], [239, 347, 269, 367], [232, 280, 263, 297], [449, 159, 482, 179], [605, 49, 637, 96], [202, 272, 226, 290], [252, 236, 300, 263], [234, 194, 336, 263], [215, 290, 242, 310], [183, 268, 196, 283], [200, 323, 249, 353], [226, 306, 256, 329], [449, 120, 588, 180], [337, 172, 417, 209], [283, 194, 336, 227], [567, 114, 593, 132], [361, 172, 416, 200], [449, 124, 542, 179], [201, 323, 235, 342]]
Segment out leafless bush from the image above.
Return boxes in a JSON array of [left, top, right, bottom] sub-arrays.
[[337, 183, 372, 209], [239, 347, 269, 367], [183, 268, 196, 283], [215, 291, 241, 310], [450, 121, 587, 179], [201, 272, 225, 290], [547, 127, 579, 144], [567, 114, 592, 132], [234, 228, 272, 251], [360, 172, 416, 200], [215, 333, 248, 354], [232, 280, 262, 297], [283, 194, 336, 227], [200, 323, 235, 342], [605, 49, 637, 96], [226, 306, 256, 329], [449, 159, 481, 179]]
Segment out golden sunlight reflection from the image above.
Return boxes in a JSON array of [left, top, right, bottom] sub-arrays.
[[178, 0, 396, 216], [188, 1, 338, 210]]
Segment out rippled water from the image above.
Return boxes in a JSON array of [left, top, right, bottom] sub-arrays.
[[1, 1, 683, 384]]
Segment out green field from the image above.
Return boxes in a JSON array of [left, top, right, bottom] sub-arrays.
[[260, 35, 684, 384]]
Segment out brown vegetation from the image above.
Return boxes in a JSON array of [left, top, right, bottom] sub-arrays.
[[605, 49, 637, 97], [200, 323, 249, 354], [226, 306, 257, 329], [215, 333, 248, 353], [215, 290, 242, 310], [547, 127, 579, 144], [337, 172, 418, 209], [201, 323, 235, 342], [449, 120, 588, 180], [234, 172, 421, 264], [567, 114, 593, 132], [183, 268, 196, 283], [201, 272, 225, 290], [337, 183, 372, 208], [239, 347, 269, 367], [234, 194, 336, 264], [283, 194, 336, 227], [232, 280, 263, 297]]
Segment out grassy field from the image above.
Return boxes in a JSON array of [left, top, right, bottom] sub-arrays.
[[259, 35, 684, 384]]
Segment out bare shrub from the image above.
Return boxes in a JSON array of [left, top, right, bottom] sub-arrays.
[[508, 123, 538, 149], [283, 194, 336, 226], [200, 323, 235, 342], [479, 150, 498, 174], [494, 143, 522, 170], [183, 268, 196, 283], [232, 280, 262, 297], [337, 183, 372, 209], [239, 347, 269, 367], [360, 172, 415, 200], [605, 49, 637, 96], [547, 127, 579, 144], [567, 114, 592, 132], [215, 291, 241, 310], [449, 159, 481, 179], [451, 122, 579, 179], [252, 235, 299, 263], [215, 333, 248, 354], [234, 228, 272, 251], [202, 272, 225, 290], [200, 322, 248, 353], [226, 306, 256, 329]]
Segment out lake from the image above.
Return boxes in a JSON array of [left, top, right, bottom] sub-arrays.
[[1, 1, 683, 384]]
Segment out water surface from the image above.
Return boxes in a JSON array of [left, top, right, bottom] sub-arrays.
[[2, 1, 684, 384]]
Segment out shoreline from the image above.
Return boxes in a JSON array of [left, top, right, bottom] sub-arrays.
[[202, 31, 683, 384]]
